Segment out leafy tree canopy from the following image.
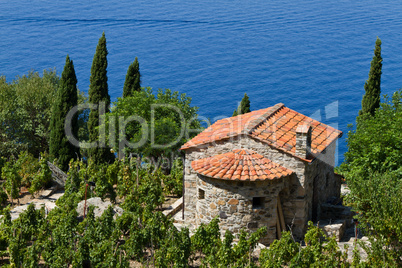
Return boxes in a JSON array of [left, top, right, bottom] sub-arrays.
[[0, 70, 59, 158], [108, 87, 201, 160]]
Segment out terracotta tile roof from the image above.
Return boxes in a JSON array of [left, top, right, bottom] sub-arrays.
[[181, 103, 342, 160], [191, 149, 294, 181], [249, 105, 342, 156]]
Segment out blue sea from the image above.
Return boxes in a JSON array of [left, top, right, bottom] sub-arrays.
[[1, 1, 402, 165]]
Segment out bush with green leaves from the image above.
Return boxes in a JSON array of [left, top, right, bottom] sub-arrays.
[[340, 89, 402, 265], [0, 187, 8, 206], [29, 155, 52, 194], [15, 151, 38, 188], [0, 152, 53, 198], [260, 222, 349, 268], [259, 231, 299, 267], [161, 158, 183, 196], [0, 157, 5, 180], [155, 226, 191, 268], [191, 217, 267, 267], [0, 207, 11, 259], [1, 159, 22, 205]]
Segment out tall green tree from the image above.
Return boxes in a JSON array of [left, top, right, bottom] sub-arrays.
[[122, 57, 141, 98], [360, 37, 382, 116], [49, 55, 80, 171], [232, 93, 251, 116], [88, 32, 114, 164]]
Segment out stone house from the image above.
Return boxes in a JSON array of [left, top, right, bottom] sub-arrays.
[[180, 103, 342, 245]]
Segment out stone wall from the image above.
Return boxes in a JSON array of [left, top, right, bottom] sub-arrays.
[[306, 142, 341, 221], [196, 175, 287, 245]]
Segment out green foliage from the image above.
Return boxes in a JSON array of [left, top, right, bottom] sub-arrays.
[[49, 55, 80, 171], [343, 90, 402, 177], [155, 227, 191, 268], [56, 159, 86, 207], [116, 163, 136, 197], [341, 90, 402, 264], [345, 171, 402, 260], [291, 222, 349, 267], [0, 157, 5, 180], [360, 236, 400, 267], [191, 217, 267, 267], [123, 57, 141, 98], [29, 155, 52, 194], [231, 227, 267, 267], [233, 93, 251, 116], [106, 159, 120, 185], [260, 222, 349, 268], [120, 170, 164, 212], [2, 152, 53, 197], [0, 187, 7, 205], [259, 231, 299, 267], [6, 204, 46, 267], [88, 32, 114, 165], [108, 87, 201, 159], [57, 159, 116, 205], [162, 158, 183, 196], [360, 37, 382, 116], [13, 203, 45, 242], [88, 161, 116, 203], [0, 70, 59, 157], [15, 151, 38, 188], [2, 159, 22, 204], [0, 207, 11, 258], [191, 217, 221, 259]]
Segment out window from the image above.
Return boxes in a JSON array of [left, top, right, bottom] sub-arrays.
[[198, 188, 205, 199], [252, 197, 264, 209]]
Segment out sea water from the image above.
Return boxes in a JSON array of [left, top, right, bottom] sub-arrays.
[[1, 0, 402, 164]]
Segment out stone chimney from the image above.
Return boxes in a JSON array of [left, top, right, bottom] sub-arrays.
[[295, 124, 312, 158]]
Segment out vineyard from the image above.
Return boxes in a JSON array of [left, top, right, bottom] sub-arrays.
[[0, 155, 393, 267]]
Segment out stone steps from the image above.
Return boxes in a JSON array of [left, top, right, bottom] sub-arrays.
[[318, 220, 346, 242], [317, 202, 355, 242], [162, 197, 183, 217], [320, 203, 354, 226]]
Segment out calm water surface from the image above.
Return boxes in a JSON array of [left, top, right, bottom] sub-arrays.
[[1, 1, 402, 164]]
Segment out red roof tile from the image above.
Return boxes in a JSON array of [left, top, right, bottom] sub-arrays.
[[191, 149, 294, 181], [181, 103, 342, 160]]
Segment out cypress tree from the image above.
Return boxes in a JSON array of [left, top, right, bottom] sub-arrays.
[[232, 93, 251, 116], [360, 37, 382, 116], [123, 57, 141, 98], [49, 55, 79, 171], [88, 32, 114, 164]]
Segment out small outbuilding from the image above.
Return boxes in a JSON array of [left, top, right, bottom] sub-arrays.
[[180, 103, 342, 244]]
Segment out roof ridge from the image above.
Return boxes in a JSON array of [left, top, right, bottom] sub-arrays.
[[243, 103, 285, 134]]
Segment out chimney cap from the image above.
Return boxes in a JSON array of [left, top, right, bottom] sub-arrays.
[[296, 124, 311, 134]]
